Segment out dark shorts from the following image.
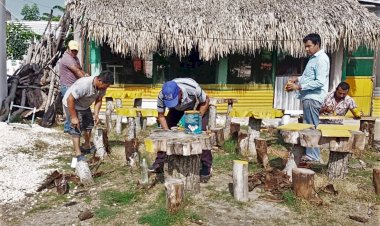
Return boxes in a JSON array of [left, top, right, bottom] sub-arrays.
[[64, 107, 94, 137]]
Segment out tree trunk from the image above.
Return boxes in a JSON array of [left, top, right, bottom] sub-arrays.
[[135, 112, 142, 135], [352, 131, 366, 157], [292, 168, 315, 200], [360, 117, 376, 147], [75, 161, 94, 186], [254, 138, 269, 168], [165, 178, 184, 213], [115, 115, 122, 135], [125, 117, 138, 166], [328, 151, 350, 180], [166, 155, 201, 192], [233, 160, 249, 202], [238, 132, 249, 157], [373, 168, 380, 195]]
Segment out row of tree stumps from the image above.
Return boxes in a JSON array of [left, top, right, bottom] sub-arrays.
[[279, 127, 369, 200]]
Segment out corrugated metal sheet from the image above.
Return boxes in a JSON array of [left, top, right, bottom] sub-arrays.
[[273, 76, 302, 110], [373, 97, 380, 117], [101, 85, 274, 113]]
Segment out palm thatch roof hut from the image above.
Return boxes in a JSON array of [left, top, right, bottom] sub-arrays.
[[67, 0, 380, 60]]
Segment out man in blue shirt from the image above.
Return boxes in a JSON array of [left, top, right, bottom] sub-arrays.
[[286, 33, 330, 162]]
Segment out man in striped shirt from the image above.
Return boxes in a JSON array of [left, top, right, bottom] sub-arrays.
[[151, 78, 212, 182]]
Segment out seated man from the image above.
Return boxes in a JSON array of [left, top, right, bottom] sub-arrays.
[[149, 78, 212, 181], [320, 82, 362, 124], [62, 70, 113, 164]]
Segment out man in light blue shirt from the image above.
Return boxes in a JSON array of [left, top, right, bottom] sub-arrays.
[[286, 33, 330, 162]]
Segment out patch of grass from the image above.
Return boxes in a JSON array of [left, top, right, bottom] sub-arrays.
[[138, 207, 187, 226], [212, 152, 240, 172], [100, 189, 137, 206], [28, 203, 51, 214], [281, 191, 301, 212], [94, 206, 121, 219], [84, 196, 92, 204], [222, 139, 238, 154]]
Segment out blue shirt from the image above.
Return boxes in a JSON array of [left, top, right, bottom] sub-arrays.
[[298, 49, 330, 103]]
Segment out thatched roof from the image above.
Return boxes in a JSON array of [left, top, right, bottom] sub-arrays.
[[66, 0, 380, 60]]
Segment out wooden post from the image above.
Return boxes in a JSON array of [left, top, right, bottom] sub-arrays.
[[280, 130, 300, 145], [125, 117, 138, 166], [292, 168, 315, 200], [373, 168, 380, 195], [135, 111, 142, 135], [254, 138, 269, 168], [105, 97, 113, 132], [224, 100, 233, 140], [208, 98, 218, 130], [75, 161, 94, 186], [94, 128, 106, 160], [233, 160, 249, 202], [165, 178, 184, 213], [115, 99, 122, 135]]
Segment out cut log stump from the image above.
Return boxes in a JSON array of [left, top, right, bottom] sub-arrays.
[[299, 129, 321, 148], [94, 128, 107, 160], [165, 178, 184, 213], [292, 168, 315, 200], [166, 155, 201, 192], [351, 131, 366, 157], [125, 117, 138, 167], [373, 168, 380, 195], [212, 127, 224, 146], [280, 130, 300, 144], [230, 122, 241, 139], [105, 97, 113, 132], [328, 151, 350, 180], [254, 138, 269, 168], [233, 160, 249, 202]]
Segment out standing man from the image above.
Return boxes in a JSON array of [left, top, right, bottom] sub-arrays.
[[62, 70, 113, 163], [59, 40, 87, 133], [286, 33, 330, 162], [149, 78, 212, 182], [320, 82, 362, 123]]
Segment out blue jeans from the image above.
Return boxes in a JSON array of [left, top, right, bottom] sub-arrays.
[[302, 99, 321, 161], [61, 85, 71, 132]]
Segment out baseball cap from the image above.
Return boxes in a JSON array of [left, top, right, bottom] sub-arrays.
[[68, 40, 79, 51], [162, 81, 179, 108]]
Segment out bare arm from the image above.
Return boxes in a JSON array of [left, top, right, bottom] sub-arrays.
[[93, 96, 102, 125], [68, 65, 87, 78], [157, 112, 169, 130], [67, 94, 79, 128], [198, 96, 210, 117]]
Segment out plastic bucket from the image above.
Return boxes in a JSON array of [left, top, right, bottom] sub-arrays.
[[184, 110, 202, 134]]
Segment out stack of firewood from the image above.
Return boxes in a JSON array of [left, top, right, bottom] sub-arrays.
[[0, 11, 71, 124]]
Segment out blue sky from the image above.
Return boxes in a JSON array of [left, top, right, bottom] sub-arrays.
[[6, 0, 64, 20]]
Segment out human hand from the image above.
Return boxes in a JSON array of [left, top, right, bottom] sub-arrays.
[[94, 115, 100, 126], [285, 82, 301, 91], [71, 117, 80, 129]]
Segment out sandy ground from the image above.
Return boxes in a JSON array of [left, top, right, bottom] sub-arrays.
[[0, 122, 71, 204]]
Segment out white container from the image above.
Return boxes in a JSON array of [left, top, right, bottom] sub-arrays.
[[70, 157, 77, 168], [281, 114, 291, 126]]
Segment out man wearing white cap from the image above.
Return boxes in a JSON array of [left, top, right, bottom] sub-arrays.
[[59, 40, 88, 134]]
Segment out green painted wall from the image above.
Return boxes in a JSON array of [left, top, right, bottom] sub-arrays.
[[346, 46, 374, 77]]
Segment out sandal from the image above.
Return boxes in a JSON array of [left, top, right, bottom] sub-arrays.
[[80, 146, 96, 154]]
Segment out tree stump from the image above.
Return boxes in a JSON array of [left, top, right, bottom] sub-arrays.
[[254, 138, 269, 168], [165, 178, 184, 213], [238, 132, 249, 157], [135, 111, 142, 135], [224, 99, 237, 140], [233, 160, 249, 202], [351, 131, 366, 157], [94, 128, 107, 160], [280, 130, 300, 145], [299, 129, 321, 148], [373, 168, 380, 195], [292, 168, 315, 200], [105, 97, 113, 132], [211, 127, 224, 146], [248, 118, 261, 161], [230, 122, 240, 140], [282, 144, 304, 181], [114, 99, 123, 135], [360, 117, 376, 147], [328, 151, 350, 180], [144, 130, 213, 192]]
